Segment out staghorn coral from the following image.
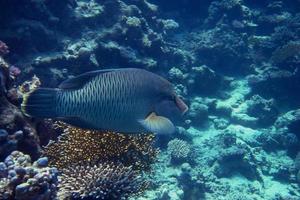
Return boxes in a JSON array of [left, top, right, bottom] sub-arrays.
[[43, 122, 158, 171], [57, 162, 147, 200]]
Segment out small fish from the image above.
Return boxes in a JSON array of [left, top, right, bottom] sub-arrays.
[[21, 68, 188, 134]]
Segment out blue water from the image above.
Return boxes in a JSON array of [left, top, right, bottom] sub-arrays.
[[0, 0, 300, 199]]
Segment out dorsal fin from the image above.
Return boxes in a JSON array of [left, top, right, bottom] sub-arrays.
[[59, 69, 117, 89]]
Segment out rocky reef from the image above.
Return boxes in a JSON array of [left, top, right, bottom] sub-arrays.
[[1, 0, 300, 199], [0, 151, 58, 200]]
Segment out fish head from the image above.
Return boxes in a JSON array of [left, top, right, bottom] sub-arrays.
[[141, 74, 188, 134], [153, 77, 188, 116], [155, 93, 188, 123]]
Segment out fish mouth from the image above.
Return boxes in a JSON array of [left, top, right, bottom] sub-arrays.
[[175, 96, 188, 115]]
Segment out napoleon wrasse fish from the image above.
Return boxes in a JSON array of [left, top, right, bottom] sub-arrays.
[[21, 68, 188, 134]]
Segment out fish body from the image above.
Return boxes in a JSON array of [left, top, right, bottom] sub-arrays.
[[21, 68, 188, 134]]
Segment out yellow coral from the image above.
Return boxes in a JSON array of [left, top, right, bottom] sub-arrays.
[[19, 75, 41, 94], [43, 121, 158, 171]]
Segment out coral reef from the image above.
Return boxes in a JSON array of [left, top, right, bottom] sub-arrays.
[[187, 65, 223, 95], [43, 122, 158, 171], [41, 123, 158, 200], [271, 41, 300, 64], [0, 0, 188, 87], [0, 52, 41, 161], [58, 162, 146, 200], [0, 151, 58, 200], [186, 97, 209, 126]]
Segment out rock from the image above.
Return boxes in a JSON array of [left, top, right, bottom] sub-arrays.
[[256, 129, 298, 151], [246, 95, 279, 127], [215, 143, 261, 180], [35, 157, 49, 168], [187, 99, 209, 126], [248, 69, 300, 108], [15, 183, 30, 196], [213, 118, 229, 129], [187, 65, 222, 95], [0, 151, 58, 200], [15, 167, 26, 176], [274, 109, 300, 135], [231, 112, 258, 127], [181, 163, 192, 173], [168, 67, 185, 81], [14, 130, 24, 141], [0, 129, 8, 142], [0, 162, 7, 177]]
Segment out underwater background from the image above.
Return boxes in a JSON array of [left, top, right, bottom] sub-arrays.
[[0, 0, 300, 199]]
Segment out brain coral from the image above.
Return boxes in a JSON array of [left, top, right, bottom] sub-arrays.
[[57, 162, 146, 200], [167, 139, 191, 163]]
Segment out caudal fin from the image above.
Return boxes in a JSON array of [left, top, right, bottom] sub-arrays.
[[21, 88, 58, 118]]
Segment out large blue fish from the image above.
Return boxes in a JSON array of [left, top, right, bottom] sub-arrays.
[[21, 68, 188, 134]]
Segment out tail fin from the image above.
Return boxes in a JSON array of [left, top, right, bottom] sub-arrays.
[[21, 88, 59, 118]]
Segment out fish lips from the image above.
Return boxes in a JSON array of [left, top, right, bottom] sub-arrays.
[[175, 96, 188, 115]]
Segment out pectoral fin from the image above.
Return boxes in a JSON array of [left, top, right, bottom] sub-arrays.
[[139, 112, 175, 134]]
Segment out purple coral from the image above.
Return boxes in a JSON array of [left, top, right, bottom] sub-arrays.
[[9, 65, 21, 78]]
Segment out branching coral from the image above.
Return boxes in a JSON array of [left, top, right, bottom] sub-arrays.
[[43, 122, 158, 171], [42, 122, 157, 199], [57, 162, 147, 200], [167, 139, 191, 163]]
